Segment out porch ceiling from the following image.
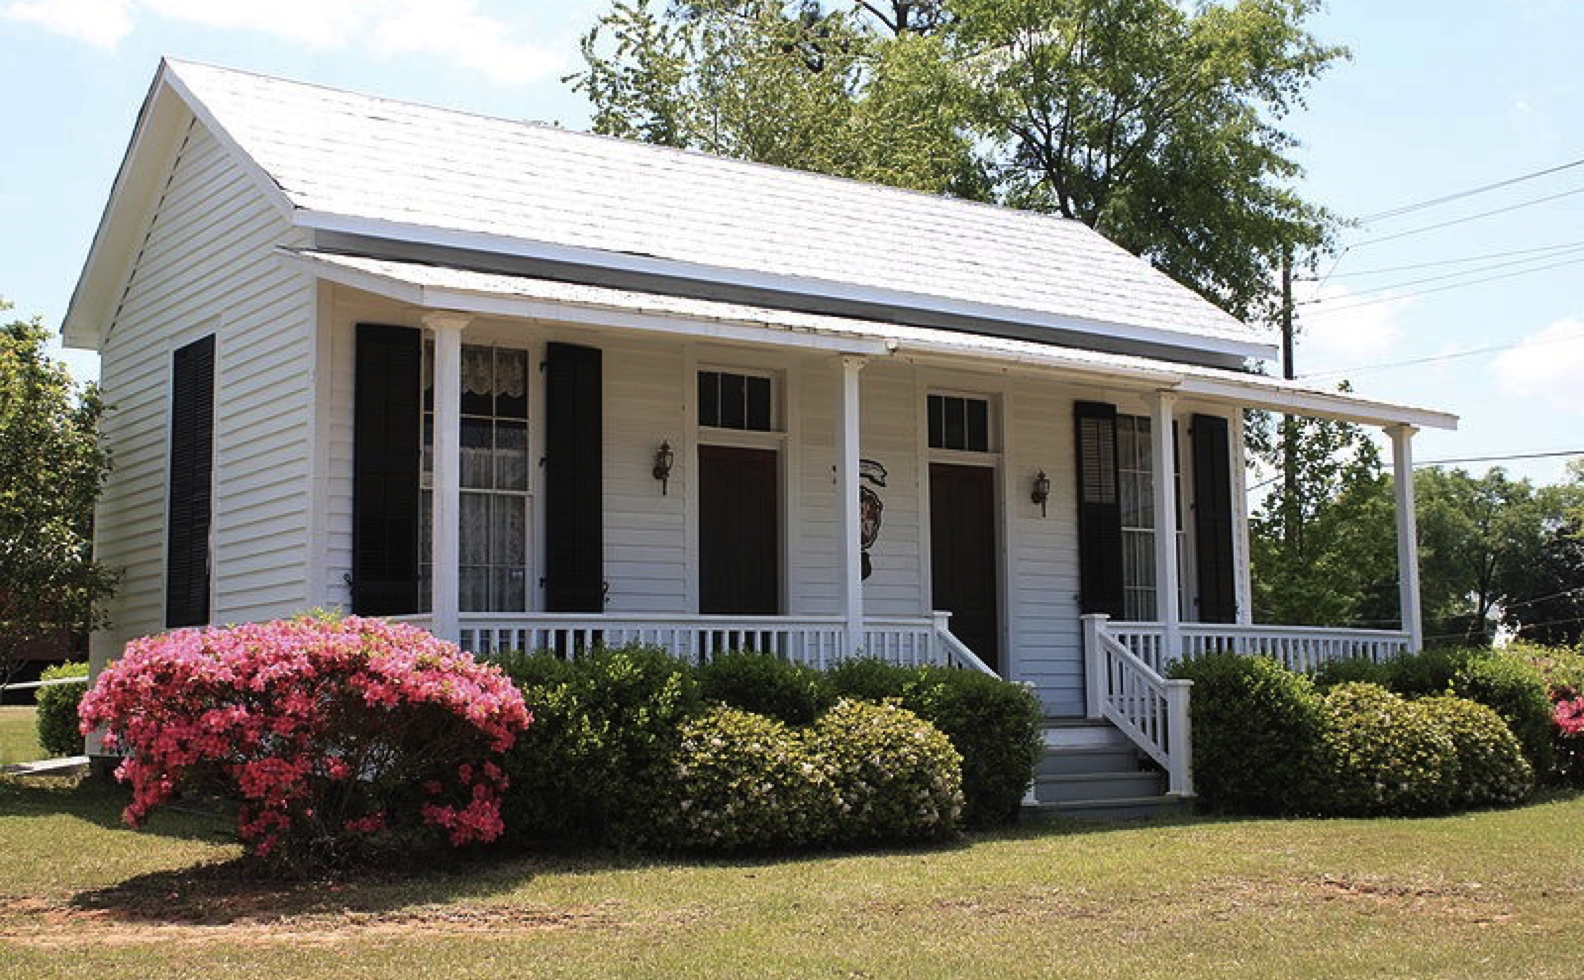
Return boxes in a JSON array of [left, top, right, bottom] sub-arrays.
[[281, 248, 1457, 431]]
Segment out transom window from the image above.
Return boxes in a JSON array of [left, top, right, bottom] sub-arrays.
[[699, 369, 774, 431], [420, 343, 531, 613], [1117, 414, 1186, 621], [928, 394, 991, 452]]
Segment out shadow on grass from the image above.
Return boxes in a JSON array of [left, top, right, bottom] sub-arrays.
[[0, 774, 228, 843]]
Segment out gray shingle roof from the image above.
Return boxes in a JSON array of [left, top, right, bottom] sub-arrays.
[[168, 59, 1263, 354]]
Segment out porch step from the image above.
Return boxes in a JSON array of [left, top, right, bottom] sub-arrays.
[[1026, 795, 1193, 821], [1024, 719, 1191, 821]]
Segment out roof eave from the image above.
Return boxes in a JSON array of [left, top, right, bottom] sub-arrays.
[[293, 209, 1277, 364]]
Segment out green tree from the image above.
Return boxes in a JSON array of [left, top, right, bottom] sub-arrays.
[[0, 301, 117, 682], [1247, 409, 1396, 628], [571, 0, 1345, 321]]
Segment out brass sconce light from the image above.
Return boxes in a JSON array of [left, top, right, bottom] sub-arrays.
[[653, 440, 675, 495], [1031, 469, 1051, 517]]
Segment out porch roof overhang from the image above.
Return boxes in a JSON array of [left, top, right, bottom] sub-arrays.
[[281, 249, 1458, 432]]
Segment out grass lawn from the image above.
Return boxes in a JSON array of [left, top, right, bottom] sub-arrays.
[[0, 707, 42, 766], [1, 777, 1581, 980]]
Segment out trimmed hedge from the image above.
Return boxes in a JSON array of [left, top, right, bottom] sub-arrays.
[[1417, 696, 1533, 807], [696, 651, 836, 726], [815, 700, 963, 845], [640, 706, 834, 852], [1451, 655, 1555, 776], [495, 644, 700, 844], [1168, 654, 1328, 814], [35, 661, 89, 757], [1320, 683, 1458, 816], [899, 667, 1042, 827]]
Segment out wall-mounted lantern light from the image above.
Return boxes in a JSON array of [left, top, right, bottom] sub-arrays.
[[653, 440, 675, 495], [1031, 469, 1051, 517]]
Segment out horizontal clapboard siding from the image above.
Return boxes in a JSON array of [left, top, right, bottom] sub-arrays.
[[91, 119, 313, 669]]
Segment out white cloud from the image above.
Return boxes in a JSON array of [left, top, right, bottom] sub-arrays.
[[3, 0, 566, 84], [2, 0, 134, 49], [1294, 282, 1412, 373], [1492, 316, 1584, 411], [372, 0, 567, 86]]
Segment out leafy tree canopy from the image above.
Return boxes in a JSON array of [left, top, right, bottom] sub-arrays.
[[0, 301, 117, 676], [571, 0, 1345, 321]]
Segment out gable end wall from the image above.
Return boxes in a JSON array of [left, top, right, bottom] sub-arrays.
[[90, 119, 315, 670]]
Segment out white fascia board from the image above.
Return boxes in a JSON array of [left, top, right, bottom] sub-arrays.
[[62, 61, 297, 349], [277, 250, 891, 356], [293, 210, 1277, 362], [893, 339, 1181, 387], [1176, 376, 1459, 431], [160, 63, 296, 225]]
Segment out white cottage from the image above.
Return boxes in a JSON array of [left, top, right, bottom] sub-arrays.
[[64, 60, 1454, 802]]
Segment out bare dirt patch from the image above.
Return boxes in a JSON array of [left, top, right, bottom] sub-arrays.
[[1310, 874, 1515, 925]]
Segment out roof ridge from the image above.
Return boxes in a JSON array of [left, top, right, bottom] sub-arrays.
[[162, 57, 1099, 237]]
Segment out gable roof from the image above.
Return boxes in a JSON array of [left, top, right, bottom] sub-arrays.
[[65, 58, 1272, 360]]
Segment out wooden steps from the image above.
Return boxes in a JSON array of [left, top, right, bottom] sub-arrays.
[[1022, 721, 1192, 821]]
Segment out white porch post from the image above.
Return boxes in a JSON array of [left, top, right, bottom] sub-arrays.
[[1151, 392, 1182, 663], [1389, 424, 1424, 652], [837, 355, 867, 656], [424, 311, 471, 644]]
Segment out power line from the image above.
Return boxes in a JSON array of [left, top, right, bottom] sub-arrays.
[[1296, 238, 1584, 280], [1348, 184, 1584, 247], [1357, 155, 1584, 222], [1299, 244, 1584, 305], [1300, 328, 1584, 380], [1397, 449, 1584, 468], [1300, 253, 1584, 315]]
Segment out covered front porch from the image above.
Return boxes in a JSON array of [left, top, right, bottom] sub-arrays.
[[295, 248, 1455, 797]]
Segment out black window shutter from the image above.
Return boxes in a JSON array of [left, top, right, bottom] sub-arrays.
[[352, 324, 422, 616], [1191, 413, 1238, 624], [166, 334, 215, 628], [1074, 400, 1125, 619], [544, 342, 603, 611]]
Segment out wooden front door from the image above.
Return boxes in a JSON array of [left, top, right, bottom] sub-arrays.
[[930, 463, 999, 672], [699, 445, 779, 614]]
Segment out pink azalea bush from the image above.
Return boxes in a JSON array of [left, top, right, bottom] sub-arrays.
[[1555, 692, 1584, 782], [79, 615, 530, 871]]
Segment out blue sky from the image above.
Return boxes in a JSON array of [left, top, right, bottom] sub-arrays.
[[2, 0, 1580, 485]]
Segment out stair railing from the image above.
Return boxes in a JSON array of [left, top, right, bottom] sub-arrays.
[[1083, 614, 1193, 797]]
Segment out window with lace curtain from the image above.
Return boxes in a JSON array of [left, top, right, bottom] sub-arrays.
[[1117, 414, 1187, 622], [418, 343, 530, 612]]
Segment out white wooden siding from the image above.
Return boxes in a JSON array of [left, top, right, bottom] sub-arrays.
[[90, 118, 315, 673]]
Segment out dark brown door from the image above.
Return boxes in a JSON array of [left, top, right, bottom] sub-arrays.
[[930, 463, 998, 672], [699, 445, 779, 614]]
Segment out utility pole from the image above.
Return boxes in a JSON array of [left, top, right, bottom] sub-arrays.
[[1280, 247, 1299, 548]]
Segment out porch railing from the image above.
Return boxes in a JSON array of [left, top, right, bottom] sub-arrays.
[[1107, 621, 1412, 675], [1085, 615, 1415, 798], [1082, 615, 1192, 796], [390, 611, 998, 676]]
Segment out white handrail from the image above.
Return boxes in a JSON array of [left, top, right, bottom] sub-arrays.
[[1083, 615, 1192, 797], [1110, 621, 1411, 674]]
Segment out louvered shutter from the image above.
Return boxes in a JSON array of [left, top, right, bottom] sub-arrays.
[[166, 335, 215, 628], [544, 342, 604, 611], [1191, 413, 1237, 623], [1074, 401, 1125, 618], [352, 324, 422, 616]]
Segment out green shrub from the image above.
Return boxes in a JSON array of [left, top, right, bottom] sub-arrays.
[[1169, 654, 1327, 814], [1417, 696, 1533, 807], [35, 661, 89, 757], [1503, 641, 1584, 698], [813, 700, 963, 845], [1379, 647, 1478, 698], [1311, 656, 1391, 691], [639, 706, 834, 852], [696, 651, 836, 725], [495, 644, 701, 843], [898, 667, 1043, 827], [826, 657, 914, 702], [1451, 654, 1554, 776], [1319, 683, 1459, 816]]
